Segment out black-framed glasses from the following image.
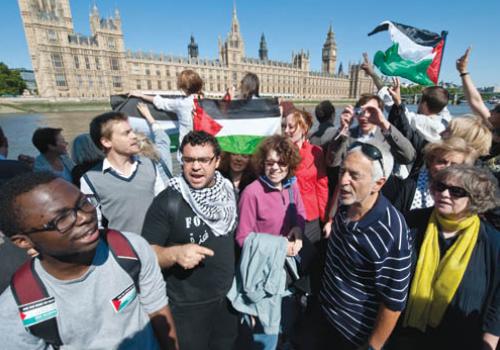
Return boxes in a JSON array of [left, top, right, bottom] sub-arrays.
[[20, 195, 98, 235], [431, 181, 469, 198], [181, 155, 216, 165], [349, 141, 385, 176]]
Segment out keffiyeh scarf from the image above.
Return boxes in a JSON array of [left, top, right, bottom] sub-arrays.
[[168, 171, 238, 237]]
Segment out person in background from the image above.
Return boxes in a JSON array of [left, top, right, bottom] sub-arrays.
[[239, 72, 260, 100], [70, 133, 105, 187], [218, 152, 256, 196], [400, 165, 500, 350], [129, 69, 204, 146], [308, 100, 336, 149], [0, 126, 31, 184], [32, 127, 74, 182]]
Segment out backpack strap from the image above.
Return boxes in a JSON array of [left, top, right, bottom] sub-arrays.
[[10, 260, 63, 349], [105, 230, 141, 293], [82, 173, 100, 202]]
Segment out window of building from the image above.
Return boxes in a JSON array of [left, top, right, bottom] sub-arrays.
[[110, 58, 120, 71], [157, 81, 162, 90], [166, 69, 170, 77], [167, 81, 172, 90], [156, 70, 161, 76], [76, 75, 82, 87], [73, 56, 79, 69], [108, 37, 116, 49], [55, 74, 67, 87], [98, 76, 104, 87], [136, 80, 142, 89], [84, 56, 91, 70], [51, 54, 64, 69], [95, 57, 101, 70], [112, 76, 122, 89], [145, 68, 150, 75], [47, 30, 57, 42], [147, 80, 152, 90]]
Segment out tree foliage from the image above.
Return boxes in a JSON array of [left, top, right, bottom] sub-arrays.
[[0, 62, 27, 96]]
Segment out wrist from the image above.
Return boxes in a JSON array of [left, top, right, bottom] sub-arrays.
[[460, 72, 469, 77], [380, 120, 391, 132]]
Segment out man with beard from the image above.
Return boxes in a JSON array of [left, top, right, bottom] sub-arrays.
[[0, 172, 177, 349], [319, 142, 412, 350], [142, 131, 239, 350]]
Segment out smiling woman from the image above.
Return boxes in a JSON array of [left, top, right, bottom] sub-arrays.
[[400, 165, 500, 350]]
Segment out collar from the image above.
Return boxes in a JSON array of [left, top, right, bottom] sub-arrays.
[[102, 155, 140, 176], [259, 175, 296, 191], [340, 194, 389, 231], [353, 126, 377, 139]]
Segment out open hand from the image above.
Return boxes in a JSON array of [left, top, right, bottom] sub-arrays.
[[137, 102, 156, 124], [360, 52, 375, 76]]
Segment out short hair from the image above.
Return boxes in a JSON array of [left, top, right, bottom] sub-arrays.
[[89, 111, 128, 151], [177, 69, 203, 95], [240, 72, 260, 100], [420, 86, 449, 114], [432, 165, 499, 214], [284, 109, 314, 134], [253, 135, 301, 178], [32, 127, 62, 153], [355, 94, 384, 110], [446, 115, 492, 156], [71, 133, 104, 165], [179, 131, 221, 158], [0, 126, 7, 148], [0, 171, 58, 237], [315, 100, 335, 123], [346, 140, 394, 181], [424, 136, 478, 168]]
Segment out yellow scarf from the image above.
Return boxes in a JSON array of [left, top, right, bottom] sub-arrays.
[[404, 209, 480, 331]]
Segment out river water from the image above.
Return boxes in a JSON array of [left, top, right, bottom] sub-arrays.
[[0, 104, 488, 159]]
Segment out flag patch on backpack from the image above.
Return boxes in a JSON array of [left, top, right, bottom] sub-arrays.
[[19, 296, 58, 327]]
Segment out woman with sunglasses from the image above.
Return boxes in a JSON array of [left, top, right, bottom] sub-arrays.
[[398, 165, 500, 350]]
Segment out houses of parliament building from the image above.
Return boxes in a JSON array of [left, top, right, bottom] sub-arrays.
[[18, 0, 374, 100]]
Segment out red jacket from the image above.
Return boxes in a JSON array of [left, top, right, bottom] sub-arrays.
[[296, 141, 329, 222]]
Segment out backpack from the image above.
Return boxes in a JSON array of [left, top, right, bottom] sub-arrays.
[[10, 230, 141, 349]]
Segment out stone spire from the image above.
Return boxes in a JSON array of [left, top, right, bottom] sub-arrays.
[[259, 33, 268, 61], [188, 34, 199, 59], [322, 23, 337, 74]]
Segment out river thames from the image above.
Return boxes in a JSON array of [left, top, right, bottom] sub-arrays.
[[0, 103, 491, 159]]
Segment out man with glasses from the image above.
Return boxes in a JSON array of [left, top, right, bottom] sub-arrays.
[[81, 111, 166, 234], [0, 172, 177, 349], [142, 131, 239, 350], [319, 141, 412, 350], [326, 94, 415, 179]]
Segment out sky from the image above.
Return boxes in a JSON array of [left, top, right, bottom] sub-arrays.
[[1, 0, 499, 87]]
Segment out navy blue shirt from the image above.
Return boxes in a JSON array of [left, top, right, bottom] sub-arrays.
[[320, 194, 412, 346]]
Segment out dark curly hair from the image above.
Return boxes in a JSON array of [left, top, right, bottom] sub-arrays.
[[0, 171, 58, 237], [253, 135, 301, 178], [180, 131, 221, 158], [432, 165, 500, 214]]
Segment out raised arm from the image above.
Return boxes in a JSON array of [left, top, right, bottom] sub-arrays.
[[361, 52, 385, 91], [456, 47, 492, 127]]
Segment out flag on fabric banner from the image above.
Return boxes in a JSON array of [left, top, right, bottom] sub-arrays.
[[368, 21, 447, 86], [110, 95, 281, 154]]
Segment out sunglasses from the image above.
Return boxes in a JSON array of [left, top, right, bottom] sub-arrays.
[[432, 181, 469, 198], [349, 141, 385, 176]]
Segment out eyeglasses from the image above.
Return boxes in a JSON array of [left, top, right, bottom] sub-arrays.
[[21, 195, 98, 235], [432, 181, 469, 198], [264, 160, 288, 168], [181, 155, 216, 165], [349, 141, 385, 176]]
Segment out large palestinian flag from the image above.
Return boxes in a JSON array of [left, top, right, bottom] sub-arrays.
[[368, 21, 447, 86], [110, 95, 281, 154]]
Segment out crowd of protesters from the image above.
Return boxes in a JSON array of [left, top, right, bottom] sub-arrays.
[[0, 48, 499, 350]]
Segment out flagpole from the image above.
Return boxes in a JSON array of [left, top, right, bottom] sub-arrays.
[[436, 31, 448, 85]]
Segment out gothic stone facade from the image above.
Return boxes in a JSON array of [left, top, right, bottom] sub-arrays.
[[18, 0, 374, 100]]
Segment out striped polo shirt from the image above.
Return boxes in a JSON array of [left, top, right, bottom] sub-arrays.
[[320, 194, 412, 346]]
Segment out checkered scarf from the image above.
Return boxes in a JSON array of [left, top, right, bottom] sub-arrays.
[[168, 171, 238, 237]]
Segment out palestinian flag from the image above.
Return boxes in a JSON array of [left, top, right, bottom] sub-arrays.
[[368, 21, 447, 86], [111, 95, 281, 154]]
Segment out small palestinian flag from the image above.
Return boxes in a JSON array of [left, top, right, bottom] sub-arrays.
[[368, 21, 447, 86], [111, 95, 281, 154]]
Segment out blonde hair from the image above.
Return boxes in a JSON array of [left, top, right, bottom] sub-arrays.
[[446, 114, 492, 156], [135, 131, 161, 161], [284, 109, 314, 134], [424, 136, 479, 168]]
